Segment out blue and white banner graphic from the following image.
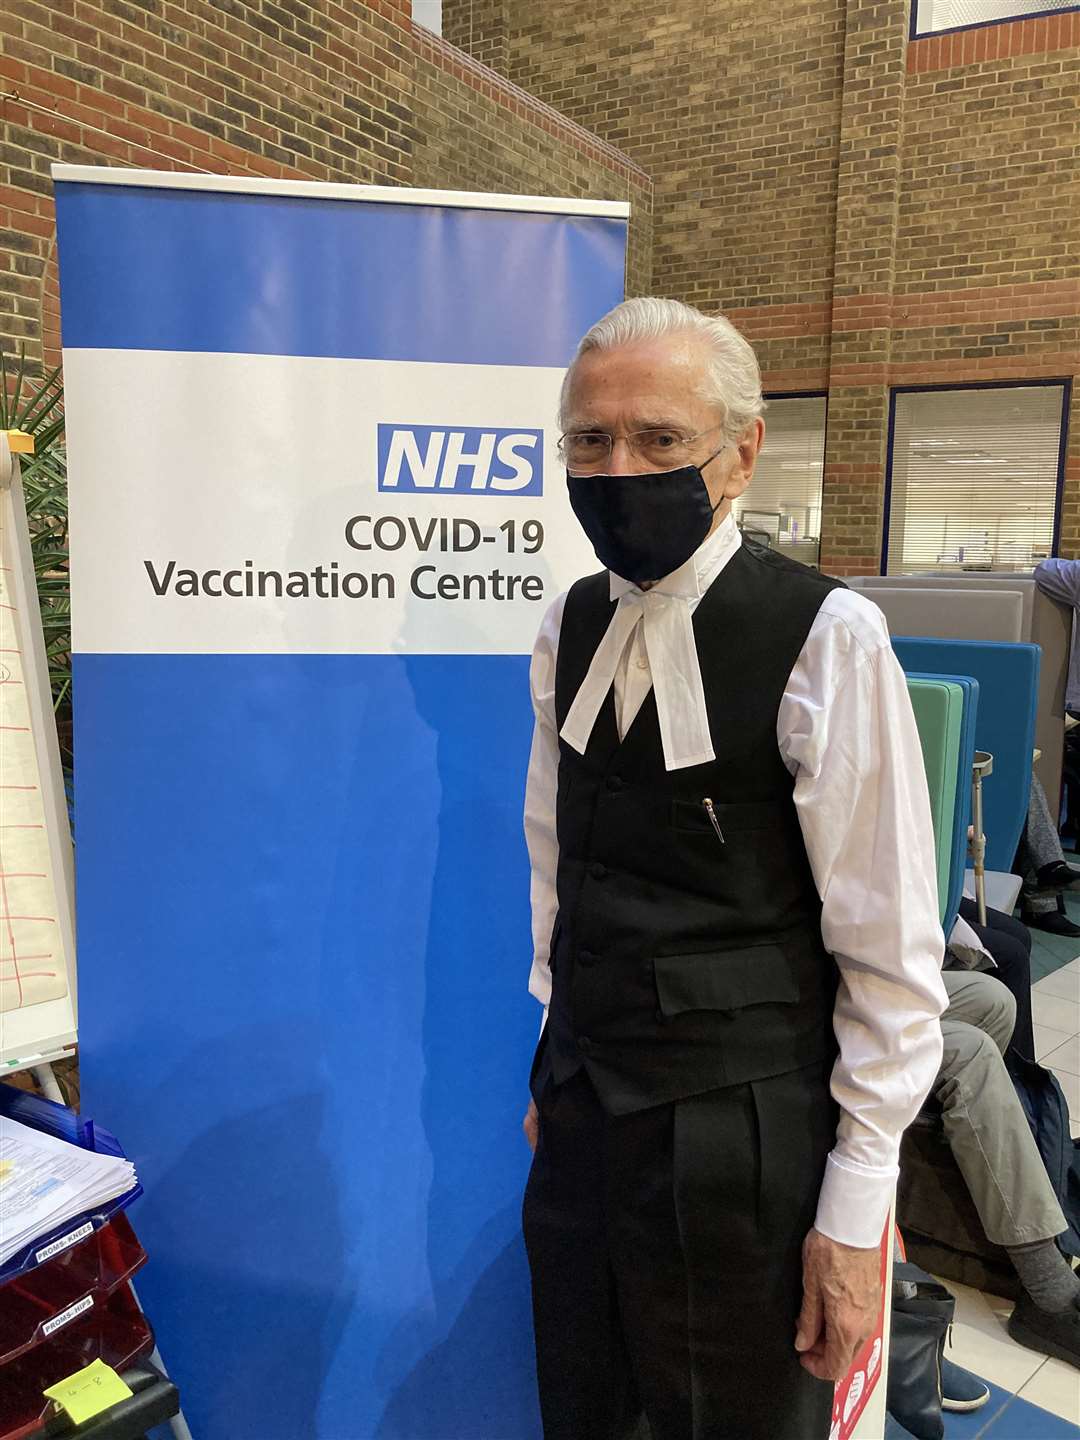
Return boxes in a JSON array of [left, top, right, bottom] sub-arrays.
[[55, 166, 628, 1439]]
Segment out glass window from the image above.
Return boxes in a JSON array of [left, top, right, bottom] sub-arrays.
[[912, 0, 1075, 37], [412, 0, 442, 33], [734, 395, 825, 569], [884, 383, 1067, 576]]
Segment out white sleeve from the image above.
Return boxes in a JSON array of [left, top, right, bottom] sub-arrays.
[[524, 590, 567, 1010], [779, 591, 947, 1248]]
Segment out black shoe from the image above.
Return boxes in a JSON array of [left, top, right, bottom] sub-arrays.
[[1022, 909, 1080, 937], [1035, 861, 1080, 892], [1007, 1293, 1080, 1369]]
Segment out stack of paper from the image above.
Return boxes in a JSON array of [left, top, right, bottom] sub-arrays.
[[0, 1114, 137, 1266]]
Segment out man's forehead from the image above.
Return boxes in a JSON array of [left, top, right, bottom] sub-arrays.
[[574, 331, 707, 376], [564, 336, 714, 423]]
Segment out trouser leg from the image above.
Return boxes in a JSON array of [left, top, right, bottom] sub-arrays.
[[523, 1069, 643, 1440], [941, 969, 1016, 1052], [525, 1062, 837, 1440], [956, 901, 1035, 1061], [1026, 775, 1064, 872], [936, 1014, 1067, 1247], [610, 1063, 836, 1440]]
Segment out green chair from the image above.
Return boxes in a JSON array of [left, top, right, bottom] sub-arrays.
[[906, 677, 967, 930]]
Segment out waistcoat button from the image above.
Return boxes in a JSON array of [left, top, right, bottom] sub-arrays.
[[606, 775, 623, 792], [589, 862, 607, 880], [579, 949, 596, 967], [578, 1035, 594, 1055]]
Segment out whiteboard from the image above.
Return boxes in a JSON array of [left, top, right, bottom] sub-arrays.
[[0, 434, 77, 1069]]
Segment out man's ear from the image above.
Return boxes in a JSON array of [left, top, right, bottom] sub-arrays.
[[723, 417, 765, 500]]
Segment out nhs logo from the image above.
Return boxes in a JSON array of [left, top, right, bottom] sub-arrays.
[[377, 424, 543, 497]]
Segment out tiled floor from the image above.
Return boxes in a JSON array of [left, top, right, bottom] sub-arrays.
[[941, 1279, 1079, 1437], [935, 943, 1080, 1437], [1031, 954, 1080, 1141]]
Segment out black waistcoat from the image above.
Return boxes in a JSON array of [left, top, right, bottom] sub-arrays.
[[546, 540, 845, 1115]]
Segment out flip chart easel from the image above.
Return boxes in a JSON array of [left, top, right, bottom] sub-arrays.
[[1, 430, 194, 1440], [0, 429, 77, 1080]]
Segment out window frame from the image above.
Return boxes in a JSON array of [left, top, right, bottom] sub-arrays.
[[744, 388, 829, 561], [909, 0, 1079, 41], [880, 378, 1071, 576]]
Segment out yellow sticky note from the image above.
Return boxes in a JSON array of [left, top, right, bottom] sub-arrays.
[[44, 1359, 132, 1426]]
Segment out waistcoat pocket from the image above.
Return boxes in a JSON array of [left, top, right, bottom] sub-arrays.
[[670, 798, 784, 834], [654, 944, 799, 1018]]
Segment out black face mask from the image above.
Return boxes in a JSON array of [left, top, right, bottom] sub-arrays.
[[567, 458, 724, 585]]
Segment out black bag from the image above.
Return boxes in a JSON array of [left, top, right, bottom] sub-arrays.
[[1009, 1052, 1080, 1257], [886, 1262, 955, 1440]]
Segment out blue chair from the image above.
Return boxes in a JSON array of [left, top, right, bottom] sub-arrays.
[[893, 639, 1038, 874]]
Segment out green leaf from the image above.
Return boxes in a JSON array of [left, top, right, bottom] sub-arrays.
[[3, 350, 71, 749]]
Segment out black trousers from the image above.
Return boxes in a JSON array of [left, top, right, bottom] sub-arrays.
[[522, 1052, 837, 1440], [956, 897, 1035, 1062]]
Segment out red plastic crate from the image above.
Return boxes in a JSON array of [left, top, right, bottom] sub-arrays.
[[0, 1213, 146, 1368], [0, 1282, 153, 1440]]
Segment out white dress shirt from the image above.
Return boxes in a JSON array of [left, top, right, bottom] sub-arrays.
[[523, 514, 948, 1249]]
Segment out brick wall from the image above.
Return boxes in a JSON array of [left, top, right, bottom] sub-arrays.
[[898, 23, 1080, 560], [412, 27, 652, 294], [0, 0, 649, 371], [441, 0, 507, 73], [446, 0, 1079, 573], [455, 0, 848, 392]]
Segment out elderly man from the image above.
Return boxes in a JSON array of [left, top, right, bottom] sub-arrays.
[[521, 297, 948, 1439]]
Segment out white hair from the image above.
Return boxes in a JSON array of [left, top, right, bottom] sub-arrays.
[[559, 296, 765, 439]]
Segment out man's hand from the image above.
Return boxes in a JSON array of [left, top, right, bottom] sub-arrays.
[[794, 1228, 880, 1381], [523, 1098, 539, 1152]]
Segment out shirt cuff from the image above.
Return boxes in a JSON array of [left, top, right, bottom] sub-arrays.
[[814, 1151, 897, 1249], [528, 956, 552, 1007]]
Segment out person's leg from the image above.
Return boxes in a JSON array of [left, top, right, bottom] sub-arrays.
[[935, 1014, 1080, 1364], [523, 1069, 643, 1440], [954, 902, 1035, 1061], [959, 898, 1031, 955], [610, 1061, 837, 1440], [1019, 779, 1080, 933], [1025, 774, 1065, 874], [936, 1014, 1065, 1243], [940, 970, 1016, 1053]]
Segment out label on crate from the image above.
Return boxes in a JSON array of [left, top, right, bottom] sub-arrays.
[[42, 1293, 94, 1336], [35, 1220, 94, 1265], [45, 1358, 133, 1425]]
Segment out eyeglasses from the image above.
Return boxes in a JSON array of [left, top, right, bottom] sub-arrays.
[[557, 425, 726, 473]]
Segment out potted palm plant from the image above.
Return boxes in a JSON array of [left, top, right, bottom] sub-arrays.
[[1, 349, 70, 775]]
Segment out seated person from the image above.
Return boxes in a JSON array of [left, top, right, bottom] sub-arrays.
[[1034, 558, 1080, 711], [1016, 775, 1080, 937], [935, 968, 1079, 1366], [950, 898, 1035, 1062]]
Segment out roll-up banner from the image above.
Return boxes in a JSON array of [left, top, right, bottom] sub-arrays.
[[54, 166, 628, 1439]]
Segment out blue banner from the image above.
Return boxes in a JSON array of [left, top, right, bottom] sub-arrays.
[[57, 169, 627, 1439]]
